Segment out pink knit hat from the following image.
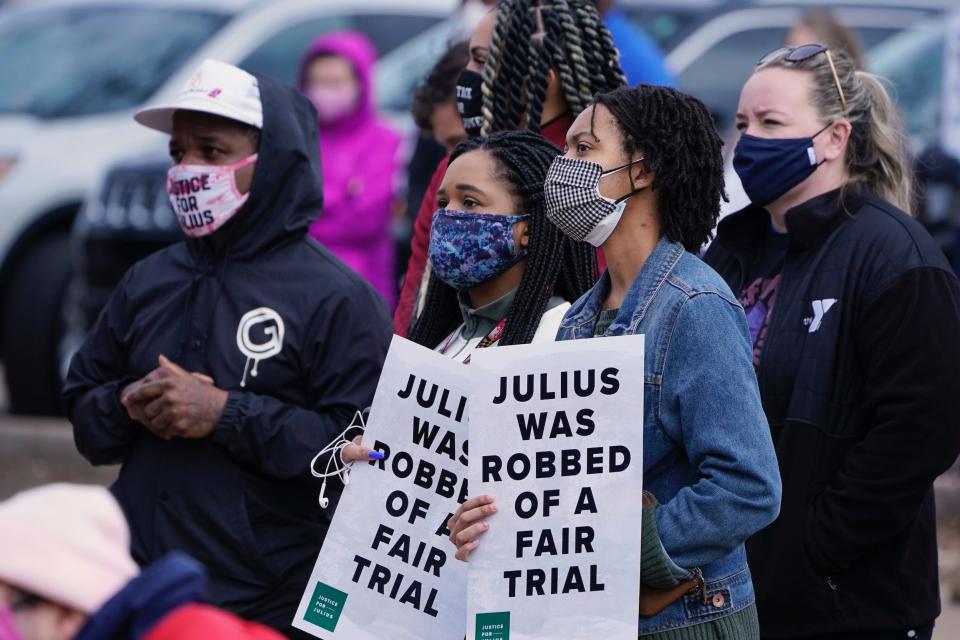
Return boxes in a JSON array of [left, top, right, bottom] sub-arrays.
[[0, 484, 139, 614]]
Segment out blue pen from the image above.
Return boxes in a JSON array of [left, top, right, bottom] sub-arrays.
[[367, 451, 385, 460]]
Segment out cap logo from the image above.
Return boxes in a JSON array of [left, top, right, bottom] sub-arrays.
[[208, 88, 222, 98]]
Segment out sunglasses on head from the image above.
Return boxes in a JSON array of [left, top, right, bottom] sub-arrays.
[[758, 44, 848, 116]]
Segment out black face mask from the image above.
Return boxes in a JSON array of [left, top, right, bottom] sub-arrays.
[[455, 68, 484, 138]]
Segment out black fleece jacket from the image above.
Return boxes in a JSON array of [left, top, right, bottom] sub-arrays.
[[63, 74, 392, 629], [704, 188, 960, 637]]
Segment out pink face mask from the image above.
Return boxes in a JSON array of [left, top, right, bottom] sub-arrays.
[[307, 85, 359, 124], [0, 604, 24, 640], [166, 154, 257, 238]]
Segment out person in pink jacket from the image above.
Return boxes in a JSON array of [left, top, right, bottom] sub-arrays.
[[299, 32, 403, 307]]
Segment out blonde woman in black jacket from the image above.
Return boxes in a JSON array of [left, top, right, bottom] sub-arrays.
[[705, 44, 960, 640]]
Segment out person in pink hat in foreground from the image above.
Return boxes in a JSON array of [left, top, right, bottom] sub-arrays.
[[0, 484, 138, 640], [0, 484, 283, 640]]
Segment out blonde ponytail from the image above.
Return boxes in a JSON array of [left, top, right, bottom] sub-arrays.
[[847, 71, 912, 212]]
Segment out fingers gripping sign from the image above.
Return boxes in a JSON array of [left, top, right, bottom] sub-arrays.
[[447, 495, 498, 562]]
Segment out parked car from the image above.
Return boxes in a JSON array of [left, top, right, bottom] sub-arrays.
[[0, 0, 458, 414], [662, 0, 953, 131]]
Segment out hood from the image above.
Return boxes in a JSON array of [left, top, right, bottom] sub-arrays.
[[191, 72, 324, 262], [299, 31, 378, 128], [74, 552, 208, 640]]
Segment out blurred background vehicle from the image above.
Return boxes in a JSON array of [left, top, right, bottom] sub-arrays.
[[704, 2, 960, 267], [870, 10, 960, 272], [5, 0, 960, 415], [0, 0, 459, 414], [661, 0, 954, 132]]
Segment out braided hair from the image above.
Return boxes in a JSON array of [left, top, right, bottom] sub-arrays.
[[480, 0, 626, 135], [409, 131, 598, 348], [594, 85, 726, 252]]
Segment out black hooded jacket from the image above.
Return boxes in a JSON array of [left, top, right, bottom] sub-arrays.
[[63, 74, 392, 627]]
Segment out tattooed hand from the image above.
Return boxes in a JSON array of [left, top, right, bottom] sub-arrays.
[[121, 355, 228, 440]]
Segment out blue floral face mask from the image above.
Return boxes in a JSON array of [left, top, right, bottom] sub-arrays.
[[428, 209, 530, 291]]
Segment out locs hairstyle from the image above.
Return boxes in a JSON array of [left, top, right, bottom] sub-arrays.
[[594, 85, 726, 252]]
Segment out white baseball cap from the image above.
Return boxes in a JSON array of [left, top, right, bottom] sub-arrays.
[[135, 59, 263, 134]]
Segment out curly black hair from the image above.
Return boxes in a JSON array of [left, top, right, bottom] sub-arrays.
[[408, 131, 597, 348], [481, 0, 626, 135], [594, 85, 726, 252], [411, 40, 470, 132]]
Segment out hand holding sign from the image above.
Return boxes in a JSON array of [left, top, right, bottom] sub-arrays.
[[341, 435, 387, 463], [448, 495, 498, 561]]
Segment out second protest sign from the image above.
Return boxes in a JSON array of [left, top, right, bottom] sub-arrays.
[[467, 335, 646, 640]]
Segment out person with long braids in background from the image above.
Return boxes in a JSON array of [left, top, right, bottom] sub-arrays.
[[705, 45, 960, 640], [393, 0, 625, 335], [449, 85, 782, 639]]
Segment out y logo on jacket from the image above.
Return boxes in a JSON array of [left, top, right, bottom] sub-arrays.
[[236, 307, 285, 386], [804, 299, 838, 333]]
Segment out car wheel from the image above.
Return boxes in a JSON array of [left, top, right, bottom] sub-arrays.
[[1, 231, 72, 415]]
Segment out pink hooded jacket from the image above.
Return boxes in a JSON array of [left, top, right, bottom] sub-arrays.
[[300, 32, 403, 307]]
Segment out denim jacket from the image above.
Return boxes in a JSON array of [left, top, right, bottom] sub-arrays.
[[556, 238, 781, 635]]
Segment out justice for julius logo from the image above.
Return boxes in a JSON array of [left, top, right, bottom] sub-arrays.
[[304, 581, 348, 632], [476, 611, 510, 640]]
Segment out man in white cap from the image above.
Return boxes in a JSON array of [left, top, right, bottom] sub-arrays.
[[0, 484, 139, 640], [63, 60, 392, 634]]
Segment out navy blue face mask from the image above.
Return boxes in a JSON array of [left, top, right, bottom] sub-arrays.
[[733, 123, 832, 207]]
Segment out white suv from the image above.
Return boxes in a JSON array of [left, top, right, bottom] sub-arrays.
[[0, 0, 458, 413]]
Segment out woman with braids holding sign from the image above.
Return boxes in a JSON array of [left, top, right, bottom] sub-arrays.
[[450, 85, 782, 639], [341, 129, 595, 470], [408, 131, 596, 358], [394, 0, 626, 335]]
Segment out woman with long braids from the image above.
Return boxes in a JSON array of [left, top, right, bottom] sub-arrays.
[[394, 0, 625, 335], [449, 85, 782, 639], [705, 46, 960, 640], [341, 130, 595, 460], [409, 130, 596, 355]]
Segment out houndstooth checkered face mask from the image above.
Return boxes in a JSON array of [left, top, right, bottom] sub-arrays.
[[544, 155, 645, 247]]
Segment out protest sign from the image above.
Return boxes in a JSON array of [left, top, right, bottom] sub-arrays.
[[467, 335, 645, 640], [293, 335, 471, 639]]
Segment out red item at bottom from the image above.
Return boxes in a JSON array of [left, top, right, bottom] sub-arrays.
[[143, 605, 285, 640]]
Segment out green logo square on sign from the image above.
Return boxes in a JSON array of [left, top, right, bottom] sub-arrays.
[[475, 611, 510, 640], [303, 581, 348, 632]]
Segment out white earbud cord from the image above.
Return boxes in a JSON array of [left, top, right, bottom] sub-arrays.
[[310, 409, 368, 509]]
